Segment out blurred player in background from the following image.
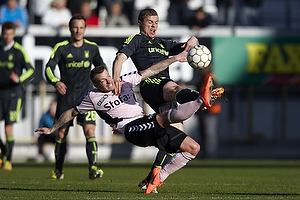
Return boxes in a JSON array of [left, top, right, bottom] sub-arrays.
[[112, 8, 201, 192], [0, 21, 35, 171], [36, 51, 224, 193], [44, 15, 106, 180], [37, 100, 58, 163]]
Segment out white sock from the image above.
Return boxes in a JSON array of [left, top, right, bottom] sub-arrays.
[[159, 151, 195, 182], [167, 97, 202, 123]]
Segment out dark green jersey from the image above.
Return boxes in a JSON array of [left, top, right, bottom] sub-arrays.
[[45, 39, 105, 106], [118, 33, 183, 79], [0, 41, 35, 92]]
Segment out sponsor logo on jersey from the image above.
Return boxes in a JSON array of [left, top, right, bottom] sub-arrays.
[[97, 94, 109, 106], [67, 53, 73, 58], [65, 61, 90, 68], [0, 61, 14, 69], [103, 93, 134, 111], [148, 47, 169, 56]]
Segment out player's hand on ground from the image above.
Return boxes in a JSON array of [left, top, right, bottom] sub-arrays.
[[35, 127, 52, 135], [113, 80, 122, 95], [55, 81, 67, 95]]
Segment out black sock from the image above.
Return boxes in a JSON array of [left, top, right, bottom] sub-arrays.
[[86, 137, 98, 172], [55, 140, 67, 173], [6, 137, 14, 161], [175, 88, 199, 104], [145, 150, 173, 182], [0, 138, 6, 156]]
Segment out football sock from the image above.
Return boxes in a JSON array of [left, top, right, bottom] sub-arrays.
[[55, 140, 67, 173], [6, 137, 14, 161], [37, 136, 44, 155], [175, 88, 199, 104], [159, 151, 195, 182], [168, 97, 203, 123], [145, 150, 173, 182], [0, 138, 6, 156], [86, 137, 98, 172]]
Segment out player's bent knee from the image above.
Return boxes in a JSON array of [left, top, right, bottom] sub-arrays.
[[84, 130, 95, 138], [180, 137, 200, 156], [186, 142, 200, 156], [192, 143, 200, 156]]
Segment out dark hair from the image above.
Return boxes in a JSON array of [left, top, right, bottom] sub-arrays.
[[196, 7, 204, 13], [90, 65, 106, 83], [1, 21, 15, 35], [69, 14, 86, 29], [138, 8, 158, 22]]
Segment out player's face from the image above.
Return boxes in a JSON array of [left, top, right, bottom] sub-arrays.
[[70, 19, 86, 42], [2, 28, 15, 45], [95, 70, 115, 92], [139, 15, 159, 39]]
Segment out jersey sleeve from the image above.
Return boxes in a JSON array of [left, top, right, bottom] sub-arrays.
[[118, 34, 141, 58], [164, 39, 184, 56], [19, 63, 35, 84], [75, 92, 95, 114], [119, 71, 142, 87], [13, 42, 35, 84], [45, 42, 65, 86], [93, 46, 106, 67]]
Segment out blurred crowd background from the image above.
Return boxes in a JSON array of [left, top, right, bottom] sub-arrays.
[[0, 0, 299, 29]]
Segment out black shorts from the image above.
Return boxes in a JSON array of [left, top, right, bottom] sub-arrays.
[[0, 87, 23, 124], [140, 77, 178, 113], [55, 103, 96, 129], [124, 114, 187, 153]]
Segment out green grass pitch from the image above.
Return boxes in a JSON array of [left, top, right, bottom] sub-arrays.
[[0, 160, 299, 199]]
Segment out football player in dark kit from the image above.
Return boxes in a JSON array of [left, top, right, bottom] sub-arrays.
[[112, 8, 204, 192], [45, 15, 105, 180], [0, 21, 35, 171]]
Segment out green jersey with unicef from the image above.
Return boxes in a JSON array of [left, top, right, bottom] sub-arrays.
[[118, 33, 184, 79], [45, 39, 105, 105]]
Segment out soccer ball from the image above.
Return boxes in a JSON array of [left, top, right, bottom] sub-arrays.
[[187, 45, 212, 70]]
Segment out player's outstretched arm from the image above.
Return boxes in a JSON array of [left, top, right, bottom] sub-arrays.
[[35, 108, 79, 135], [140, 51, 187, 81], [112, 53, 128, 95]]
